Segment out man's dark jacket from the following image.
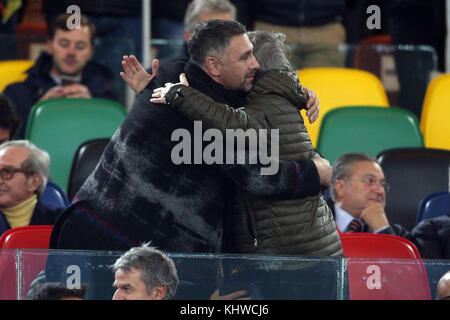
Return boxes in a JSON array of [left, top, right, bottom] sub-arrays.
[[3, 52, 117, 138], [49, 58, 322, 253], [0, 200, 61, 236], [411, 214, 450, 259]]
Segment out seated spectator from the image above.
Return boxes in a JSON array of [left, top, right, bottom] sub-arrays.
[[0, 140, 61, 235], [436, 270, 450, 300], [0, 94, 21, 144], [3, 13, 117, 138], [328, 153, 409, 236], [180, 0, 237, 57], [111, 242, 179, 300], [27, 282, 87, 300]]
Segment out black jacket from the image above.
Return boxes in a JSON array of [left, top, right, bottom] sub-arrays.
[[233, 0, 345, 28], [50, 58, 322, 253], [411, 214, 450, 259], [3, 52, 117, 138], [0, 200, 62, 236]]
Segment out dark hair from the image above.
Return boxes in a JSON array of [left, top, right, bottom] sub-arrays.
[[27, 282, 88, 300], [0, 94, 21, 140], [49, 13, 96, 44], [188, 19, 247, 67]]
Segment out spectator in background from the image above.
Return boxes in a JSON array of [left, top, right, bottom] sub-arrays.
[[232, 0, 347, 69], [121, 0, 237, 95], [0, 94, 21, 144], [0, 140, 60, 236], [329, 153, 450, 259], [436, 270, 450, 300], [111, 242, 179, 300], [328, 153, 409, 236], [3, 13, 117, 138], [180, 0, 237, 57], [389, 0, 446, 120], [27, 282, 87, 300], [42, 0, 142, 59]]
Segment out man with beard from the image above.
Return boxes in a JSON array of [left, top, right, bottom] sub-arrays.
[[3, 13, 116, 138]]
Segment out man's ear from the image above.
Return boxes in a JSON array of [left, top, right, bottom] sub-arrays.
[[205, 56, 223, 78], [150, 285, 167, 300], [334, 179, 346, 201], [26, 173, 42, 194]]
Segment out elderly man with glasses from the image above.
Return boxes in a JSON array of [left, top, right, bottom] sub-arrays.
[[0, 140, 59, 236], [326, 152, 409, 237]]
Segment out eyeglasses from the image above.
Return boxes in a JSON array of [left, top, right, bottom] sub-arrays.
[[346, 177, 390, 193], [0, 167, 35, 181]]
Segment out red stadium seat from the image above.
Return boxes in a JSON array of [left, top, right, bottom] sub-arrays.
[[0, 225, 53, 249], [340, 233, 431, 300], [0, 226, 53, 300]]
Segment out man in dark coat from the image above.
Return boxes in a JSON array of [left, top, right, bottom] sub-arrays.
[[50, 20, 330, 254], [3, 13, 117, 138]]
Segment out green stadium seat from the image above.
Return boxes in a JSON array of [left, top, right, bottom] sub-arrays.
[[317, 106, 424, 164], [25, 98, 127, 192]]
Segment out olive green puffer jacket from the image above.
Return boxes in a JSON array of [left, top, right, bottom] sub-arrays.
[[166, 69, 343, 257]]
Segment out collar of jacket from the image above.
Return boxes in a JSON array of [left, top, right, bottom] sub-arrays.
[[184, 60, 248, 107], [24, 51, 112, 89]]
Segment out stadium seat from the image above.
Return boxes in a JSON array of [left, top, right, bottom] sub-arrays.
[[421, 74, 450, 150], [297, 67, 389, 146], [0, 60, 34, 92], [377, 147, 450, 231], [317, 106, 424, 164], [416, 191, 450, 225], [67, 138, 110, 201], [341, 233, 431, 300], [340, 233, 420, 259], [0, 225, 53, 249], [40, 181, 70, 212], [25, 98, 127, 193], [0, 225, 53, 300]]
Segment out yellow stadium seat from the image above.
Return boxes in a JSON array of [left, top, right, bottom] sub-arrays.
[[421, 74, 450, 150], [297, 68, 389, 146], [0, 60, 34, 92]]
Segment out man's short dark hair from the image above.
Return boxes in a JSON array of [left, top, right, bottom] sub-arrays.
[[49, 13, 96, 44], [188, 19, 247, 67], [0, 94, 21, 140], [27, 282, 88, 300]]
